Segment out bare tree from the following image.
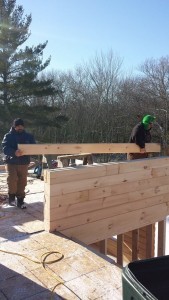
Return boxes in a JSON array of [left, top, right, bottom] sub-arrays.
[[139, 56, 169, 109]]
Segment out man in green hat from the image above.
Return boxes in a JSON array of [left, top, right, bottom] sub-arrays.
[[128, 114, 156, 160]]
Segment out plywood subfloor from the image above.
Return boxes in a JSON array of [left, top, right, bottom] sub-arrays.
[[0, 172, 122, 299]]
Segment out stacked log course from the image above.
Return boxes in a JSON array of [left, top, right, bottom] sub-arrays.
[[44, 157, 169, 263]]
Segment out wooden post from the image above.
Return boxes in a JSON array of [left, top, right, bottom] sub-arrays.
[[158, 220, 166, 256], [132, 229, 139, 261], [83, 154, 93, 165], [117, 234, 123, 266], [99, 239, 107, 255], [146, 224, 154, 258]]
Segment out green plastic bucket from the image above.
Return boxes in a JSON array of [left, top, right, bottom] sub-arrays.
[[122, 255, 169, 300]]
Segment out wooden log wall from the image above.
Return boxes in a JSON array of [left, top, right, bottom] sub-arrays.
[[44, 156, 169, 249]]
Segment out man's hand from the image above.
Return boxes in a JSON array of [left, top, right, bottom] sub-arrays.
[[140, 148, 146, 153], [15, 149, 23, 157]]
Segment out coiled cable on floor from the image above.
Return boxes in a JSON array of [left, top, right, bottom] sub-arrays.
[[41, 251, 81, 299], [0, 248, 81, 299]]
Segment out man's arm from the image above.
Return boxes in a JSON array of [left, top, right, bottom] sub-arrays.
[[17, 133, 36, 156], [2, 134, 16, 157]]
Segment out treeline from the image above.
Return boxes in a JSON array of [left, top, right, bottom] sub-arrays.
[[30, 53, 168, 147], [1, 52, 168, 146]]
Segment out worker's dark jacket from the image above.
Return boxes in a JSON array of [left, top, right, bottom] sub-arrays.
[[128, 122, 151, 160], [2, 127, 35, 165]]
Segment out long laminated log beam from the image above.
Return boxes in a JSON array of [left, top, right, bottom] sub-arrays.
[[18, 143, 161, 155]]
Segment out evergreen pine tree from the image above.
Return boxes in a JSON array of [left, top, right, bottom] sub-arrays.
[[0, 0, 55, 110], [0, 0, 68, 141]]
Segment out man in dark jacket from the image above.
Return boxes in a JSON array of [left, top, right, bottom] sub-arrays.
[[2, 118, 36, 208], [128, 114, 156, 160]]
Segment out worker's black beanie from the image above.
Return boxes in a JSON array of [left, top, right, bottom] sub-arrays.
[[13, 118, 24, 127]]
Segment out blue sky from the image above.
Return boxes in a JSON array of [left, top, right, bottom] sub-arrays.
[[16, 0, 169, 73]]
